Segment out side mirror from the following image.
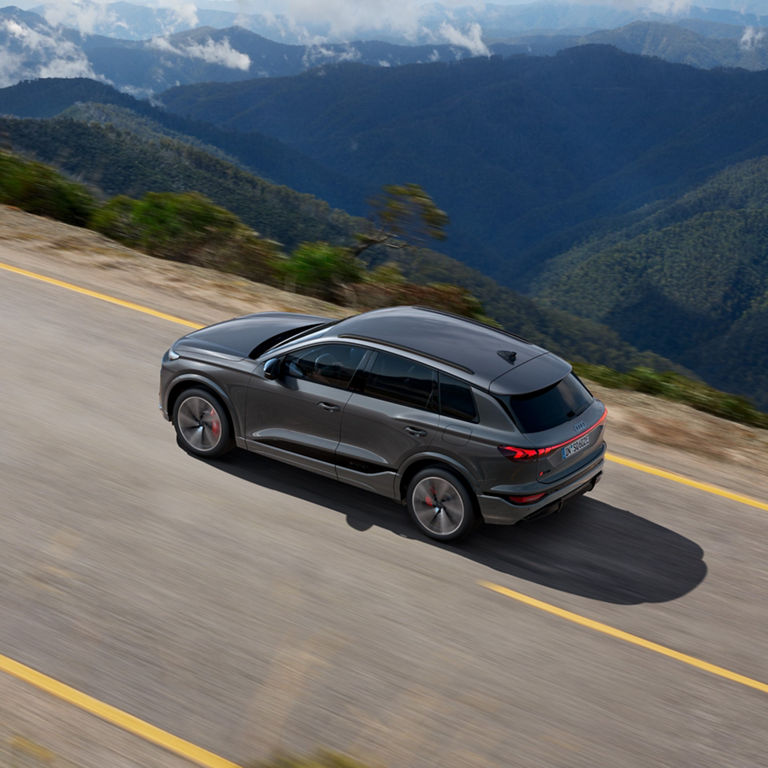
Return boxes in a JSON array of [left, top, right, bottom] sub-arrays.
[[263, 357, 282, 380]]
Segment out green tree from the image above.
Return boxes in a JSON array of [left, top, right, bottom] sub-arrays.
[[352, 183, 448, 259]]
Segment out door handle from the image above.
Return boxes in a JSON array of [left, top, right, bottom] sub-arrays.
[[405, 426, 427, 437], [317, 402, 340, 412]]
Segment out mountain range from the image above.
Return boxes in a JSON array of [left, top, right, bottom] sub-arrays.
[[3, 4, 768, 96]]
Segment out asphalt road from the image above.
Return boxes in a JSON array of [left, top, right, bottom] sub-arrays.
[[1, 263, 767, 768]]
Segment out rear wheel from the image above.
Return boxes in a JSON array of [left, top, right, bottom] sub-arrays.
[[173, 388, 233, 458], [406, 467, 477, 542]]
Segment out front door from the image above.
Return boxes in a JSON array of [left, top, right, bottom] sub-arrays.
[[244, 343, 367, 478]]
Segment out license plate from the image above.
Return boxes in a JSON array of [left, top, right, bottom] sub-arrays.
[[562, 434, 590, 460]]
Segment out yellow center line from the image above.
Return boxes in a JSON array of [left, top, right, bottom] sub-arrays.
[[0, 261, 203, 329], [0, 653, 243, 768], [479, 581, 768, 694], [606, 453, 768, 512]]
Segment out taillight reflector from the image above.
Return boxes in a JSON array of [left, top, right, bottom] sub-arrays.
[[508, 493, 546, 504]]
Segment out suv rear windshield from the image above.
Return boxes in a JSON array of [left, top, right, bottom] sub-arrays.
[[499, 373, 592, 433]]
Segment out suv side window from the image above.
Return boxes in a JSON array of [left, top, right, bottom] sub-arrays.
[[361, 351, 437, 410], [439, 373, 477, 422], [283, 344, 366, 390]]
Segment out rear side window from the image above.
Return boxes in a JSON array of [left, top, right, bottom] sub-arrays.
[[439, 373, 477, 422], [362, 351, 437, 410], [500, 373, 592, 433]]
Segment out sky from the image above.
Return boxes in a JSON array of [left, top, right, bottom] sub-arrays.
[[7, 1, 768, 47], [11, 1, 768, 16]]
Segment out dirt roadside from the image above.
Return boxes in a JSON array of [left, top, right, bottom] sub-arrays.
[[1, 204, 766, 501]]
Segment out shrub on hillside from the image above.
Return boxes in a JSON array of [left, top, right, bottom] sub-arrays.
[[360, 265, 495, 323], [275, 241, 364, 301], [91, 191, 277, 282], [0, 151, 96, 226]]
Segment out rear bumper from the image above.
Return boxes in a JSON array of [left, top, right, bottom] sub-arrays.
[[477, 454, 604, 525]]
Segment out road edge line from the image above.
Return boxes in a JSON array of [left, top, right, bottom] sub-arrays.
[[0, 653, 243, 768], [0, 261, 203, 329], [478, 581, 768, 694], [605, 453, 768, 511]]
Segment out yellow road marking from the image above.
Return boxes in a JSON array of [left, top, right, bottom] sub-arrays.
[[606, 453, 768, 512], [479, 581, 768, 694], [3, 258, 768, 748], [0, 653, 243, 768], [0, 261, 203, 329]]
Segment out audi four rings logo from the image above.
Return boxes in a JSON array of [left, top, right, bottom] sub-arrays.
[[573, 421, 587, 433]]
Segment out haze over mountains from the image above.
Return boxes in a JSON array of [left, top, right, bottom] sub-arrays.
[[0, 1, 767, 408]]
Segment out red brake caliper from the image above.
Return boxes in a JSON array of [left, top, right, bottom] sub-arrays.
[[210, 409, 220, 436]]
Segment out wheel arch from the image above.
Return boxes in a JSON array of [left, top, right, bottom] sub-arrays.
[[397, 453, 478, 511], [167, 375, 236, 435]]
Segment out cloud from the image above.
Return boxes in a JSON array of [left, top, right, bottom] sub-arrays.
[[258, 0, 425, 41], [154, 0, 199, 31], [41, 0, 114, 35], [37, 0, 198, 36], [148, 36, 251, 70], [302, 43, 362, 68], [0, 17, 99, 87], [740, 25, 766, 50], [643, 0, 693, 13], [437, 22, 490, 56]]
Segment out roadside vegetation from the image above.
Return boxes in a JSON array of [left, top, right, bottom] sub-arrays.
[[2, 149, 765, 430], [574, 364, 768, 429]]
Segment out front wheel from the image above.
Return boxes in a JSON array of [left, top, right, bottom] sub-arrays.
[[406, 467, 477, 542], [173, 388, 233, 458]]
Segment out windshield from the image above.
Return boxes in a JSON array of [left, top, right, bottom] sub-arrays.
[[498, 373, 592, 433], [250, 319, 342, 359]]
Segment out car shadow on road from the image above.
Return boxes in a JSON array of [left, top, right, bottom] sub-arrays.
[[209, 450, 706, 606]]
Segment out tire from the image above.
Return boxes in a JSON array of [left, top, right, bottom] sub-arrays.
[[406, 467, 477, 542], [172, 388, 234, 458]]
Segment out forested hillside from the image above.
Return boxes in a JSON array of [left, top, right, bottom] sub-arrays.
[[0, 78, 361, 210], [160, 47, 768, 284], [536, 157, 768, 406], [0, 117, 678, 378]]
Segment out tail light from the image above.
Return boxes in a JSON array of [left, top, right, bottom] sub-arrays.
[[499, 409, 607, 462], [497, 445, 541, 461]]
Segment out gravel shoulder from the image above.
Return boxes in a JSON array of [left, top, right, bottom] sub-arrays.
[[2, 204, 766, 501]]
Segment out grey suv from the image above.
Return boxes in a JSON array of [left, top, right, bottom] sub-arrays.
[[160, 306, 606, 541]]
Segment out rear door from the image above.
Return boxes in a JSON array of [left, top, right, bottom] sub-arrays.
[[336, 351, 440, 495]]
